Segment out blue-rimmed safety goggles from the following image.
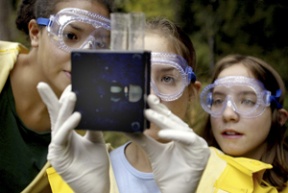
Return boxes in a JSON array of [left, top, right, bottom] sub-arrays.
[[37, 8, 111, 52], [200, 76, 282, 118], [151, 52, 196, 101]]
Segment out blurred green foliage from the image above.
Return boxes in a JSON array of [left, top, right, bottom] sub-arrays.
[[115, 0, 288, 106]]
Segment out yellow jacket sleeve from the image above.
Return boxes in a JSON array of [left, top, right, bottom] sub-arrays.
[[0, 40, 28, 93]]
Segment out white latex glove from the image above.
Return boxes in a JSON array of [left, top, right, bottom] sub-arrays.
[[37, 82, 110, 193], [126, 94, 210, 193]]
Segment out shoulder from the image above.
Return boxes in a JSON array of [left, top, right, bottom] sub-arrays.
[[196, 147, 275, 193], [208, 146, 273, 177], [109, 142, 134, 176], [0, 41, 28, 92], [0, 40, 28, 54], [110, 142, 130, 157]]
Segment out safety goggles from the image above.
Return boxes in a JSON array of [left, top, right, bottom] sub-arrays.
[[37, 8, 111, 52], [200, 76, 282, 118], [151, 52, 196, 101]]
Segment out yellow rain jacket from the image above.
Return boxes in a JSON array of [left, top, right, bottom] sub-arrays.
[[196, 147, 288, 193]]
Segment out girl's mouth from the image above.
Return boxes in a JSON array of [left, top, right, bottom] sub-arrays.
[[221, 130, 243, 138]]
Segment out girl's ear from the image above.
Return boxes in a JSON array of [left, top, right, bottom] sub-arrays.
[[28, 19, 41, 47], [188, 80, 201, 101], [278, 108, 288, 126]]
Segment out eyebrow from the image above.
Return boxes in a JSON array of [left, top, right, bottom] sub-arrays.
[[212, 90, 256, 96], [67, 23, 84, 32], [212, 91, 226, 96], [153, 66, 179, 73], [67, 22, 97, 33], [237, 91, 257, 96]]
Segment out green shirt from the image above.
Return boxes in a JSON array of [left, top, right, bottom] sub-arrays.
[[0, 79, 51, 193]]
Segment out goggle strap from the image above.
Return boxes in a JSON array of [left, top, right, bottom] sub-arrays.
[[186, 67, 196, 83], [270, 89, 283, 109], [36, 18, 50, 26]]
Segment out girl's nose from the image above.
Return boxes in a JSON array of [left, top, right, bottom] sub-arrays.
[[222, 100, 239, 122]]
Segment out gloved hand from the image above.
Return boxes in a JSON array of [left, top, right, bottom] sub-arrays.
[[126, 94, 210, 193], [37, 82, 110, 193]]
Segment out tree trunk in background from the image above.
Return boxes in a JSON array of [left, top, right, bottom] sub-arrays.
[[0, 0, 12, 40]]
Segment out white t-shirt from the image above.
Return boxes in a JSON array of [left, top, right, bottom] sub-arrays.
[[110, 142, 161, 193]]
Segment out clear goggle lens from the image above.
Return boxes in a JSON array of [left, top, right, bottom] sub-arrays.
[[151, 52, 196, 101], [58, 20, 110, 50], [37, 8, 111, 52], [200, 76, 277, 118]]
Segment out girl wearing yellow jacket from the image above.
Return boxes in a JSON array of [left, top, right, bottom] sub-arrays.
[[198, 54, 288, 192], [0, 0, 112, 191]]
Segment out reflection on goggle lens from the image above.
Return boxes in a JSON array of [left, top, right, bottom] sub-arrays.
[[37, 8, 111, 52], [200, 76, 281, 118]]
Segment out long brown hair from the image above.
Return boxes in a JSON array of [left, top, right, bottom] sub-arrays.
[[199, 54, 288, 191]]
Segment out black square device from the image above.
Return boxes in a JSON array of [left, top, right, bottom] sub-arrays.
[[71, 50, 151, 132]]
